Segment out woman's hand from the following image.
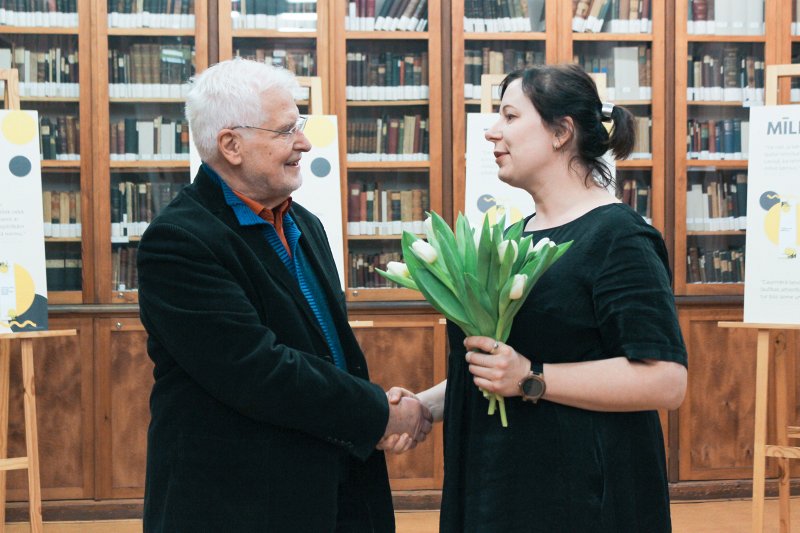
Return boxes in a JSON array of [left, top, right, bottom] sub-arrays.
[[465, 336, 532, 398]]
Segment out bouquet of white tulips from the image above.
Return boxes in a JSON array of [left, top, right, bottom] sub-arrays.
[[377, 212, 572, 427]]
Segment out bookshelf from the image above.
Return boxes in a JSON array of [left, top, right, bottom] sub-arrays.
[[333, 0, 443, 302], [452, 1, 557, 219], [217, 0, 331, 113], [451, 0, 664, 234], [91, 0, 207, 305], [567, 0, 665, 232], [673, 0, 781, 296], [0, 0, 90, 305]]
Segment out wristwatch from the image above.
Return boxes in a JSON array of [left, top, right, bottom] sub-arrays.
[[518, 361, 546, 403]]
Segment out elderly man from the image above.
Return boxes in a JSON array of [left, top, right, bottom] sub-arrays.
[[138, 58, 431, 532]]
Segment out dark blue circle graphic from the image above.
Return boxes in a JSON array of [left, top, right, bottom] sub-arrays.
[[310, 157, 331, 178], [9, 155, 32, 177]]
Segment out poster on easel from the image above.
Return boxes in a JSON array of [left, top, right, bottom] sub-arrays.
[[292, 115, 344, 289], [743, 104, 800, 325], [0, 110, 48, 332]]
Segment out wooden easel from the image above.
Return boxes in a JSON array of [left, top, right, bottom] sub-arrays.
[[721, 62, 800, 533], [296, 76, 324, 114], [0, 68, 77, 533]]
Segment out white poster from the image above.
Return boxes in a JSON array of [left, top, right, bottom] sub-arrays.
[[293, 116, 345, 289], [0, 110, 48, 332], [743, 105, 800, 324], [465, 113, 535, 230]]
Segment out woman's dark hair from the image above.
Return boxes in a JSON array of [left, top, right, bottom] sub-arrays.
[[499, 64, 635, 188]]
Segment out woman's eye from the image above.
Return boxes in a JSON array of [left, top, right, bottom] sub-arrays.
[[505, 115, 516, 121]]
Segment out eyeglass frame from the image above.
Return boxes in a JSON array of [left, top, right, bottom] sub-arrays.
[[230, 115, 307, 140]]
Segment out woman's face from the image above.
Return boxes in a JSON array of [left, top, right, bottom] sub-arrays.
[[485, 79, 558, 189]]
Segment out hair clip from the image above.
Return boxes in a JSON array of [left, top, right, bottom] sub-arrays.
[[601, 102, 615, 121]]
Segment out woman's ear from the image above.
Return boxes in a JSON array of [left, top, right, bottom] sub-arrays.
[[558, 116, 576, 146], [217, 129, 244, 166]]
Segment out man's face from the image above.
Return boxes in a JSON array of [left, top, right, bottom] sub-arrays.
[[237, 90, 312, 206]]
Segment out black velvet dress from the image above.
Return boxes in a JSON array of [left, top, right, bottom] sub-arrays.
[[440, 203, 688, 533]]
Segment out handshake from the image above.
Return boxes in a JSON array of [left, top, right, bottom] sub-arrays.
[[377, 387, 433, 454]]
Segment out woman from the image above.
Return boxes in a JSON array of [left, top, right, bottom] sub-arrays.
[[385, 64, 688, 532]]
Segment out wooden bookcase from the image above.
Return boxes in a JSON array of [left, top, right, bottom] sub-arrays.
[[332, 0, 443, 302], [451, 0, 666, 235], [216, 0, 332, 113], [0, 0, 93, 305], [673, 0, 786, 295], [90, 0, 208, 305]]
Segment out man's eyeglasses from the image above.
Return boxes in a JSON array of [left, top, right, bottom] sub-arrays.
[[231, 116, 307, 141]]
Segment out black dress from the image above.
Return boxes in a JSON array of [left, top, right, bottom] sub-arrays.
[[440, 203, 688, 533]]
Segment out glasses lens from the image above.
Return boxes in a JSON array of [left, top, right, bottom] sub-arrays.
[[296, 116, 307, 133]]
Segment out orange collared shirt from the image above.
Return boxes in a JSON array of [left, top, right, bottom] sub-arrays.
[[232, 191, 293, 257]]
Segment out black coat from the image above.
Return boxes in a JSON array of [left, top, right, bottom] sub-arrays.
[[138, 166, 394, 532]]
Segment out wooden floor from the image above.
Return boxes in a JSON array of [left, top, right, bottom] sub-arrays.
[[5, 498, 800, 532]]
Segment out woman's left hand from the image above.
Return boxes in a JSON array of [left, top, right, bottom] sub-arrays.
[[464, 336, 532, 397]]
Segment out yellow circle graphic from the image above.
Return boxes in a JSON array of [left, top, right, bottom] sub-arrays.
[[1, 111, 38, 145], [304, 116, 336, 148], [14, 263, 36, 317]]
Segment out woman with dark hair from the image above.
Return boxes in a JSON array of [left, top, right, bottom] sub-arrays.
[[385, 64, 688, 531]]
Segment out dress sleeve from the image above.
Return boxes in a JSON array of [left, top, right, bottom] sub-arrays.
[[592, 221, 688, 366]]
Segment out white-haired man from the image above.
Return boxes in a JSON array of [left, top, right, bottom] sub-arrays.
[[137, 58, 431, 532]]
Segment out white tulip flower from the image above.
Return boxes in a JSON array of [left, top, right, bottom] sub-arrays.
[[531, 237, 551, 253], [497, 239, 518, 262], [509, 274, 528, 300], [386, 261, 411, 278], [411, 239, 438, 264]]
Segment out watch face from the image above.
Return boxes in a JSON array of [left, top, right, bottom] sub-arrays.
[[522, 376, 545, 398]]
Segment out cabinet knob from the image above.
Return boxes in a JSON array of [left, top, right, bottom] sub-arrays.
[[351, 290, 359, 297], [115, 322, 123, 330]]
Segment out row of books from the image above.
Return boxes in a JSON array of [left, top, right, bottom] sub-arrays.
[[46, 248, 82, 291], [108, 44, 194, 86], [109, 117, 190, 161], [112, 246, 138, 291], [346, 115, 429, 162], [686, 246, 744, 284], [231, 0, 317, 30], [349, 251, 402, 289], [347, 184, 428, 236], [687, 48, 764, 103], [618, 178, 651, 221], [345, 0, 428, 32], [575, 46, 652, 101], [628, 116, 652, 159], [572, 0, 652, 33], [346, 51, 428, 101], [687, 119, 750, 160], [687, 0, 764, 35], [0, 1, 77, 27], [109, 0, 194, 28], [464, 0, 545, 32], [0, 41, 79, 86], [235, 47, 316, 77], [42, 190, 81, 238], [685, 172, 748, 231], [463, 48, 544, 100], [40, 115, 80, 161], [111, 180, 185, 238]]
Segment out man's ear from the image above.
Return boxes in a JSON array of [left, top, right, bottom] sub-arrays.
[[217, 129, 243, 166]]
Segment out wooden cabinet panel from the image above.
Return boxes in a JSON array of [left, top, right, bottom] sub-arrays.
[[351, 315, 446, 490], [4, 317, 94, 501], [677, 305, 800, 481], [94, 318, 151, 499]]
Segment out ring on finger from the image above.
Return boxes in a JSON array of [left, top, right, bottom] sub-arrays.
[[491, 340, 499, 353]]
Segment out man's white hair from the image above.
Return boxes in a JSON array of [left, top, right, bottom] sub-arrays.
[[185, 58, 299, 161]]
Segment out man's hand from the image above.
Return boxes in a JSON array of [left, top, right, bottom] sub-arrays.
[[378, 388, 432, 454]]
